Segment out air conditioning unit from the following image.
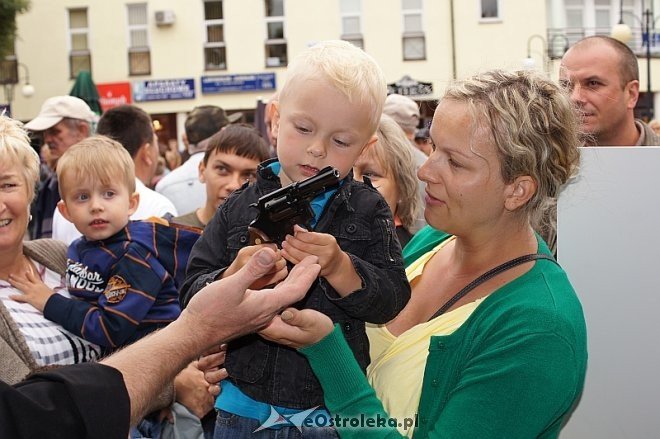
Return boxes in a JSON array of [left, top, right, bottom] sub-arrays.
[[155, 10, 175, 26]]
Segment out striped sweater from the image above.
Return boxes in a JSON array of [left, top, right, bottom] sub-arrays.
[[44, 221, 200, 351]]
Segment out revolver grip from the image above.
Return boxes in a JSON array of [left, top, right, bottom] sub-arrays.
[[248, 226, 274, 246]]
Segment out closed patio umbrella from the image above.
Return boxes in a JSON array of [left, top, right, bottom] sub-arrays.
[[69, 70, 102, 115]]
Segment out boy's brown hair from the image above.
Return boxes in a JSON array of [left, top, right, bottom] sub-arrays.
[[57, 135, 136, 199]]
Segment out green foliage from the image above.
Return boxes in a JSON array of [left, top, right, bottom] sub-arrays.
[[0, 0, 31, 59]]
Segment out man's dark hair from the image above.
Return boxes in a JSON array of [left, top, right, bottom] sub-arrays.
[[573, 35, 639, 85], [96, 105, 154, 157]]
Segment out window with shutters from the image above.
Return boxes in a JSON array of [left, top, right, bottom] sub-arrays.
[[68, 8, 91, 78], [127, 3, 151, 76], [204, 0, 226, 70], [402, 0, 426, 60], [265, 0, 287, 67]]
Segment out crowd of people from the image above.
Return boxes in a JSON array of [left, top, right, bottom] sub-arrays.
[[9, 33, 658, 437]]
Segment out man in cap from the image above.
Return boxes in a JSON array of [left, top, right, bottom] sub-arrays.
[[25, 96, 96, 239], [155, 105, 240, 215], [382, 93, 428, 233]]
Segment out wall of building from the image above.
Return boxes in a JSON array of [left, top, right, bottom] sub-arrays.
[[8, 0, 547, 125]]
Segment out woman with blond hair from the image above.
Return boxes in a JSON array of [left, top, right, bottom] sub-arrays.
[[0, 116, 100, 385], [354, 114, 421, 247], [259, 69, 587, 438]]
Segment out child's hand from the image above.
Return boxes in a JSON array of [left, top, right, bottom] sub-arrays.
[[260, 308, 335, 349], [281, 225, 347, 278], [223, 244, 288, 289], [174, 360, 216, 418], [198, 344, 228, 399], [9, 269, 55, 312], [282, 225, 361, 296]]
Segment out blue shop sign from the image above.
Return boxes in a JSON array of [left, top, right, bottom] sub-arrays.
[[201, 73, 276, 94], [133, 78, 195, 102]]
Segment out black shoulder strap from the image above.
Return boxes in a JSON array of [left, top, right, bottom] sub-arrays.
[[430, 253, 559, 321]]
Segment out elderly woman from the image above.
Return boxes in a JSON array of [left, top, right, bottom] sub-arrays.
[[353, 115, 421, 247], [0, 116, 99, 385], [259, 70, 587, 438]]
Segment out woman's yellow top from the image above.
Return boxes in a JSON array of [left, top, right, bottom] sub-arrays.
[[366, 237, 483, 437]]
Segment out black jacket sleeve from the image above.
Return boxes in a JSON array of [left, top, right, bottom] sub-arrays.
[[320, 187, 411, 324], [0, 364, 130, 439]]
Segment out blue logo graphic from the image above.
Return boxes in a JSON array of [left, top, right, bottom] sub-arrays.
[[253, 405, 320, 432]]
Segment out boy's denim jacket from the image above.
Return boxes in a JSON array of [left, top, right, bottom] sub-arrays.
[[180, 158, 411, 408]]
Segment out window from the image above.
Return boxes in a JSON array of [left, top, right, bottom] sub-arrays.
[[563, 0, 585, 46], [204, 0, 226, 70], [68, 8, 91, 79], [594, 0, 611, 33], [265, 0, 287, 67], [340, 0, 363, 49], [480, 0, 500, 21], [402, 0, 425, 60], [127, 3, 150, 76]]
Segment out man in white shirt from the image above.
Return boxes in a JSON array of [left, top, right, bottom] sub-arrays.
[[155, 106, 241, 215], [52, 105, 177, 244]]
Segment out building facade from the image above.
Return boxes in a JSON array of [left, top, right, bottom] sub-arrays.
[[6, 0, 548, 146]]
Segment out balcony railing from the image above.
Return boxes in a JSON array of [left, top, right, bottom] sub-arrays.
[[547, 27, 660, 59]]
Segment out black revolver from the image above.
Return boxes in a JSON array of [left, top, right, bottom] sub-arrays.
[[248, 166, 341, 246]]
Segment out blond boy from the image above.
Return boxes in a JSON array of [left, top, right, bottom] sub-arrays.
[[180, 41, 410, 437], [12, 136, 199, 351]]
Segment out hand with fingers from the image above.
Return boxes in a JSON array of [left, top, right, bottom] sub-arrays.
[[259, 307, 335, 350], [180, 247, 321, 351], [281, 225, 361, 295], [222, 244, 288, 290], [8, 269, 54, 312], [174, 359, 218, 418], [281, 225, 345, 277], [197, 344, 228, 399]]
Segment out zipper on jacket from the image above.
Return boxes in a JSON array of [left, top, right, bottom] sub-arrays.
[[384, 218, 395, 263]]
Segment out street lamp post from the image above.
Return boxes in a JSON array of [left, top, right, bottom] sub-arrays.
[[523, 33, 570, 73], [523, 34, 549, 73]]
